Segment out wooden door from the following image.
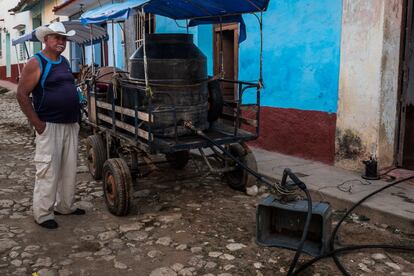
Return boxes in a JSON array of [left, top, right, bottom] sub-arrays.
[[214, 23, 239, 101]]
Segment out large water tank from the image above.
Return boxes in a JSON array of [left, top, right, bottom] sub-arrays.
[[128, 33, 209, 137]]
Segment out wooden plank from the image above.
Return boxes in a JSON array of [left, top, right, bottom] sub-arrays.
[[96, 100, 151, 122], [220, 112, 258, 127], [88, 95, 97, 124], [97, 113, 152, 140]]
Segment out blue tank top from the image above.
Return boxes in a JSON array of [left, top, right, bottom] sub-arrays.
[[32, 52, 80, 123]]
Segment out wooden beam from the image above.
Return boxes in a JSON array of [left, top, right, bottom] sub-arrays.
[[96, 100, 151, 122], [220, 112, 258, 127], [97, 113, 152, 140]]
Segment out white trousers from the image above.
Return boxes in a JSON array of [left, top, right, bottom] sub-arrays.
[[33, 122, 79, 223]]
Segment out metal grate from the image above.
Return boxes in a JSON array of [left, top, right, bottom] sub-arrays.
[[134, 13, 155, 49]]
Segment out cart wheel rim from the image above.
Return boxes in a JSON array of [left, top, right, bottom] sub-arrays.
[[87, 147, 96, 175], [105, 174, 116, 205]]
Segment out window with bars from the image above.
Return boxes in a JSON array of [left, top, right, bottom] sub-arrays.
[[135, 13, 155, 49], [18, 30, 26, 61]]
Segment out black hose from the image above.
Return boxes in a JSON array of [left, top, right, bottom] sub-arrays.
[[329, 175, 414, 275], [291, 244, 414, 275], [292, 175, 414, 275], [331, 176, 414, 245], [287, 188, 313, 276], [184, 122, 414, 275], [332, 252, 350, 276]]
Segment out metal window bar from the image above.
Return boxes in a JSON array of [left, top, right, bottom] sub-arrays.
[[135, 13, 154, 49], [90, 24, 95, 75], [14, 46, 22, 77], [218, 79, 260, 138]]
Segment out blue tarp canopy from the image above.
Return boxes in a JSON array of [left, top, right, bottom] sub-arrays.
[[80, 1, 146, 24], [143, 0, 270, 20], [80, 0, 269, 42], [80, 0, 269, 23], [12, 21, 108, 46], [12, 30, 38, 46]]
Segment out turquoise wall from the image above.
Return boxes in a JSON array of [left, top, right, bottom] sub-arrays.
[[107, 22, 125, 69], [156, 0, 342, 113]]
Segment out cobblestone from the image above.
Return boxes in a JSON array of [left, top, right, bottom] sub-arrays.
[[0, 90, 413, 275]]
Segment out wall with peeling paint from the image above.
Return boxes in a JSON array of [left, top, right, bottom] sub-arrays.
[[336, 0, 402, 169], [378, 0, 402, 167], [153, 0, 403, 167]]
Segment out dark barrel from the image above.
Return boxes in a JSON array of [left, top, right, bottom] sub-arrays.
[[127, 33, 209, 137]]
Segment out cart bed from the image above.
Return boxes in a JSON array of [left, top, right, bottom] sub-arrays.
[[153, 123, 257, 153]]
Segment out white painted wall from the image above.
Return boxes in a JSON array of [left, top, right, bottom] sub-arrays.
[[336, 0, 403, 169], [0, 0, 33, 66], [0, 0, 69, 68], [378, 0, 403, 167]]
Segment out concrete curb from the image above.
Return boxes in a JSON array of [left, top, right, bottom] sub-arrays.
[[192, 146, 414, 233]]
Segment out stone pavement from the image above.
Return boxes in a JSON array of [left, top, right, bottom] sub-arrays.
[[1, 78, 413, 232], [252, 147, 414, 233], [0, 82, 413, 275], [0, 80, 17, 92]]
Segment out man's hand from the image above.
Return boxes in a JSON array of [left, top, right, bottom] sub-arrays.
[[34, 121, 46, 135]]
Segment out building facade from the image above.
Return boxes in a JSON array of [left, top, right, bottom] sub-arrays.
[[53, 0, 127, 71], [153, 0, 412, 170], [0, 0, 33, 83], [1, 0, 412, 171], [0, 0, 69, 83]]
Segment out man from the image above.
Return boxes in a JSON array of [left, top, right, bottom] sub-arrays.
[[16, 22, 85, 229]]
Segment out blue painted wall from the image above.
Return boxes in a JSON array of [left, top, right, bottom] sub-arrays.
[[107, 22, 125, 69], [155, 0, 342, 113]]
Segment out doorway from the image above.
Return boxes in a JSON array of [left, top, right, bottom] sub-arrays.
[[398, 0, 414, 169], [213, 23, 239, 101]]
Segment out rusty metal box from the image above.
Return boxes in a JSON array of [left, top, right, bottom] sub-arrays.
[[256, 196, 332, 256]]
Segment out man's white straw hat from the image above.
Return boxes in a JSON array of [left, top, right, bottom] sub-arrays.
[[35, 22, 76, 43]]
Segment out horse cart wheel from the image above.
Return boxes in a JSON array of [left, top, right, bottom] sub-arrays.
[[225, 143, 258, 191], [102, 158, 132, 216], [86, 134, 107, 180], [165, 150, 190, 170]]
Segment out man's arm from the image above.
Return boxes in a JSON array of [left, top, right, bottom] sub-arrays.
[[16, 57, 46, 134]]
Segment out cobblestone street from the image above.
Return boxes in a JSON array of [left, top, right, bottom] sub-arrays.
[[0, 89, 414, 275]]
